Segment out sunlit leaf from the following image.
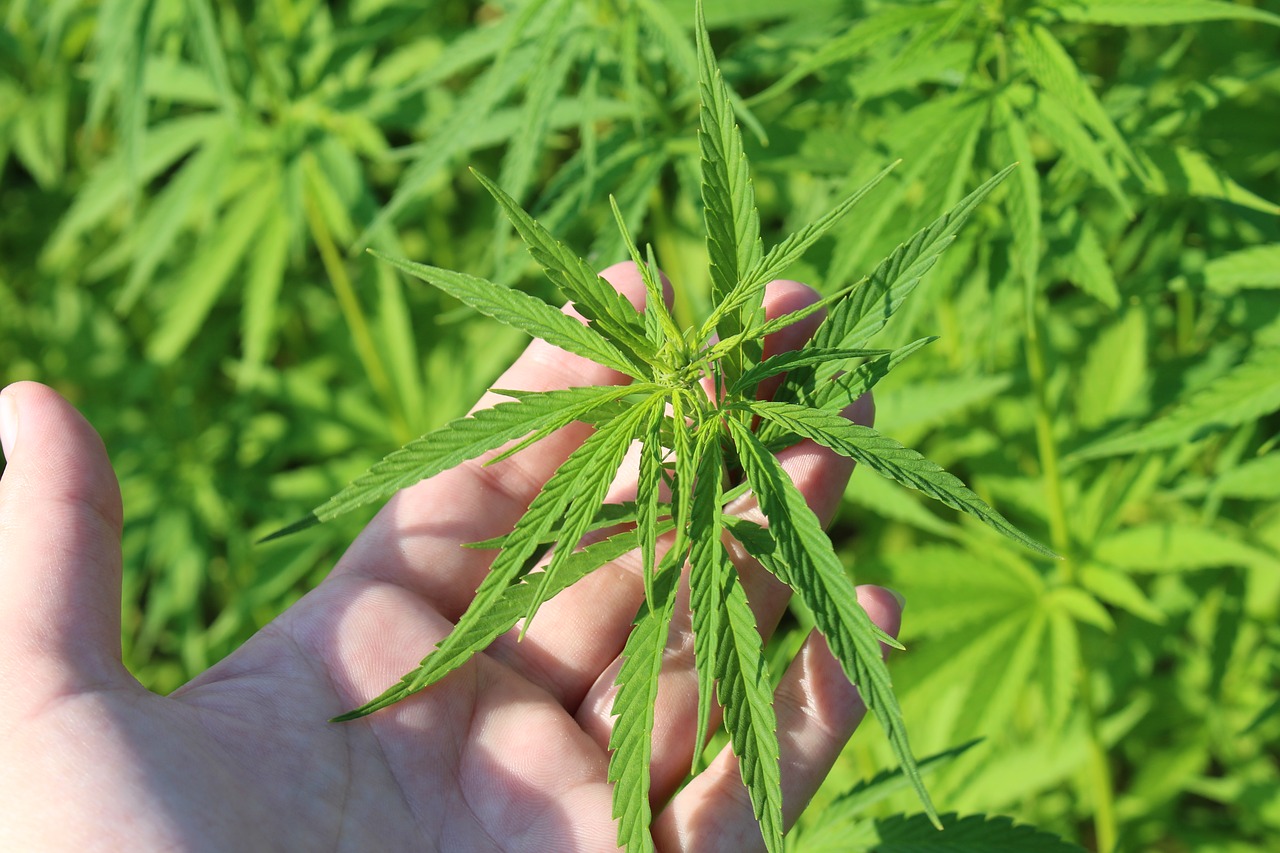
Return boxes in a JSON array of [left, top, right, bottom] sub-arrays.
[[725, 418, 941, 828], [744, 401, 1057, 557], [472, 169, 656, 368], [1057, 0, 1280, 27], [696, 0, 763, 360], [333, 528, 657, 720], [608, 568, 680, 853], [1073, 347, 1280, 459], [371, 250, 640, 377], [266, 384, 645, 539], [715, 556, 784, 851]]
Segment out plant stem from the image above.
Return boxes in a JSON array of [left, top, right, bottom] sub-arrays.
[[1024, 293, 1118, 853], [302, 178, 411, 444], [1078, 663, 1119, 853], [1023, 305, 1071, 569]]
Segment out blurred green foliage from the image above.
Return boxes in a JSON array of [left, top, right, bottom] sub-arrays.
[[2, 0, 1278, 849]]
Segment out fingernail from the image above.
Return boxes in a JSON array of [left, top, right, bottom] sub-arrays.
[[886, 587, 906, 611], [0, 390, 17, 461]]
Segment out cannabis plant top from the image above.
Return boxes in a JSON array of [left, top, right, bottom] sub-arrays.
[[269, 5, 1053, 849]]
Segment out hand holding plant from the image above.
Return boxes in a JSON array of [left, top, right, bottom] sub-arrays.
[[0, 5, 1065, 850], [256, 7, 1054, 850], [0, 261, 901, 850]]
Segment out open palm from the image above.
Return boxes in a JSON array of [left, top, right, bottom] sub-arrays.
[[0, 265, 900, 852]]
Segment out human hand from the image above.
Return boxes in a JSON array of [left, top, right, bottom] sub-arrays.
[[0, 263, 901, 852]]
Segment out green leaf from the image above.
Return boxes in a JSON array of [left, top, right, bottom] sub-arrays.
[[334, 527, 659, 720], [635, 0, 770, 144], [746, 161, 898, 289], [669, 390, 699, 553], [994, 97, 1041, 298], [704, 162, 899, 337], [953, 606, 1049, 737], [873, 373, 1013, 435], [608, 567, 680, 853], [1075, 308, 1148, 430], [822, 92, 987, 293], [116, 127, 236, 313], [636, 399, 667, 608], [687, 426, 726, 768], [1095, 523, 1277, 572], [1136, 145, 1280, 214], [472, 169, 656, 367], [495, 0, 578, 216], [751, 3, 951, 103], [265, 385, 645, 540], [355, 0, 552, 247], [1080, 564, 1166, 623], [86, 0, 155, 193], [1056, 0, 1280, 27], [813, 338, 938, 411], [1043, 609, 1080, 731], [723, 418, 941, 828], [147, 177, 275, 364], [390, 399, 662, 710], [465, 394, 655, 622], [239, 208, 291, 388], [841, 812, 1087, 852], [843, 472, 960, 539], [1013, 22, 1142, 178], [760, 338, 936, 447], [703, 286, 861, 366], [464, 499, 659, 551], [1072, 347, 1280, 459], [1028, 89, 1132, 218], [696, 0, 763, 353], [1210, 452, 1280, 500], [742, 401, 1057, 558], [185, 0, 237, 118], [731, 347, 892, 396], [877, 546, 1042, 639], [42, 114, 222, 265], [371, 250, 640, 377], [716, 555, 784, 852], [1062, 216, 1122, 309], [610, 195, 682, 347], [1200, 244, 1280, 294], [523, 396, 661, 632], [797, 740, 982, 850], [807, 166, 1015, 357]]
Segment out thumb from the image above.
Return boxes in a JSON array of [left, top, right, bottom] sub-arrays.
[[0, 382, 129, 700]]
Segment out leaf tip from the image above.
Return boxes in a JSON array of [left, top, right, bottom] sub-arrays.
[[257, 513, 321, 544], [329, 705, 371, 723]]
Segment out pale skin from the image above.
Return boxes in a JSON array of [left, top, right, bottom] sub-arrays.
[[0, 263, 900, 852]]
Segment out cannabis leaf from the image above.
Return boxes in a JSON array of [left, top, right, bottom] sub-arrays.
[[273, 2, 1054, 848]]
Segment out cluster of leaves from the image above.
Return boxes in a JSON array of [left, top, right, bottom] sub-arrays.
[[271, 6, 1058, 848], [4, 0, 1279, 850]]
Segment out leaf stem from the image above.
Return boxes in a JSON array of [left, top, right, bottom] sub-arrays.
[[302, 178, 411, 444]]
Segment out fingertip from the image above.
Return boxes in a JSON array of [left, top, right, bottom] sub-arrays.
[[0, 386, 18, 463], [0, 381, 122, 532], [761, 279, 824, 358], [0, 382, 127, 688], [845, 391, 875, 429], [857, 584, 904, 646]]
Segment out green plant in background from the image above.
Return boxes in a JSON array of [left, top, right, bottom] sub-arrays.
[[3, 0, 1279, 849], [272, 7, 1059, 848]]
